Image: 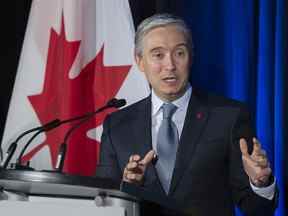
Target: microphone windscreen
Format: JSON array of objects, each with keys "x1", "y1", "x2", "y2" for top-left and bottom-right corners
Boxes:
[{"x1": 107, "y1": 98, "x2": 126, "y2": 108}]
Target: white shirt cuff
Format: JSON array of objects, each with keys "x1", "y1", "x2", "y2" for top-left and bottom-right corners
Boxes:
[{"x1": 250, "y1": 179, "x2": 276, "y2": 200}]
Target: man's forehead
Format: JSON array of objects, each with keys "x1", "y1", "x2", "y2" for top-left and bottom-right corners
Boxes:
[
  {"x1": 144, "y1": 25, "x2": 185, "y2": 38},
  {"x1": 144, "y1": 27, "x2": 187, "y2": 45}
]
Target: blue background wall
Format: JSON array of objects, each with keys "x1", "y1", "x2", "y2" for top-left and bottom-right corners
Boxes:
[
  {"x1": 130, "y1": 0, "x2": 287, "y2": 215},
  {"x1": 178, "y1": 1, "x2": 287, "y2": 215}
]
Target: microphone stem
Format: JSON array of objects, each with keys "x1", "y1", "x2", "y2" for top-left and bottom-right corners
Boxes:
[
  {"x1": 16, "y1": 129, "x2": 44, "y2": 165},
  {"x1": 60, "y1": 106, "x2": 108, "y2": 125},
  {"x1": 0, "y1": 146, "x2": 3, "y2": 162},
  {"x1": 15, "y1": 127, "x2": 43, "y2": 144},
  {"x1": 63, "y1": 113, "x2": 98, "y2": 144},
  {"x1": 56, "y1": 105, "x2": 112, "y2": 172}
]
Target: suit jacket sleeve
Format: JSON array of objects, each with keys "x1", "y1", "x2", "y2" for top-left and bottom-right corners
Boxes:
[{"x1": 229, "y1": 106, "x2": 278, "y2": 215}]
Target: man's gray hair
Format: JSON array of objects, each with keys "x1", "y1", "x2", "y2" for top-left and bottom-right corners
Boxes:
[{"x1": 135, "y1": 13, "x2": 194, "y2": 57}]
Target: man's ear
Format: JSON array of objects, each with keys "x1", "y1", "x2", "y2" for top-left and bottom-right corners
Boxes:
[{"x1": 134, "y1": 52, "x2": 144, "y2": 72}]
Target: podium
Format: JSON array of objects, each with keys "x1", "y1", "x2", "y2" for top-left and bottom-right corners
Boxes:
[{"x1": 0, "y1": 169, "x2": 140, "y2": 216}]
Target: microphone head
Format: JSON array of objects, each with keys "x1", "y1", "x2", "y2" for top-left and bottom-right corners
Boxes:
[
  {"x1": 107, "y1": 98, "x2": 126, "y2": 108},
  {"x1": 42, "y1": 119, "x2": 61, "y2": 131}
]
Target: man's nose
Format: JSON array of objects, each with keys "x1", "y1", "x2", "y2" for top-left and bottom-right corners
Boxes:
[{"x1": 164, "y1": 54, "x2": 176, "y2": 70}]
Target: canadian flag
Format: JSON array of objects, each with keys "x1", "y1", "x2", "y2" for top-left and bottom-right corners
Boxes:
[{"x1": 1, "y1": 0, "x2": 149, "y2": 176}]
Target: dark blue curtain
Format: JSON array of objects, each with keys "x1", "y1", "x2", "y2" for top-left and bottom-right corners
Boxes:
[
  {"x1": 176, "y1": 0, "x2": 287, "y2": 215},
  {"x1": 129, "y1": 0, "x2": 287, "y2": 214},
  {"x1": 130, "y1": 0, "x2": 287, "y2": 214}
]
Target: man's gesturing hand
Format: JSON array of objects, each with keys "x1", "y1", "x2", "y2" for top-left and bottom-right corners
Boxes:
[
  {"x1": 123, "y1": 150, "x2": 155, "y2": 185},
  {"x1": 240, "y1": 138, "x2": 272, "y2": 187}
]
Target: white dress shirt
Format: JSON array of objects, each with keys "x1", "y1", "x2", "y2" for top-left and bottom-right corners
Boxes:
[
  {"x1": 150, "y1": 84, "x2": 275, "y2": 200},
  {"x1": 151, "y1": 85, "x2": 192, "y2": 152}
]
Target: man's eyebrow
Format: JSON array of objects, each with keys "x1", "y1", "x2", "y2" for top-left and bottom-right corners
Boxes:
[
  {"x1": 150, "y1": 47, "x2": 165, "y2": 53},
  {"x1": 149, "y1": 43, "x2": 189, "y2": 53},
  {"x1": 175, "y1": 43, "x2": 189, "y2": 48}
]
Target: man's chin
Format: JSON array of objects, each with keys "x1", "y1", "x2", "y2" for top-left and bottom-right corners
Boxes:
[{"x1": 161, "y1": 91, "x2": 185, "y2": 101}]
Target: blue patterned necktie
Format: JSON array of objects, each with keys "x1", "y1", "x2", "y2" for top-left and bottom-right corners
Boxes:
[{"x1": 156, "y1": 103, "x2": 179, "y2": 194}]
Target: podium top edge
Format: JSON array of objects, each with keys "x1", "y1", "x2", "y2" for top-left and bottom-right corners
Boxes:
[{"x1": 0, "y1": 169, "x2": 119, "y2": 189}]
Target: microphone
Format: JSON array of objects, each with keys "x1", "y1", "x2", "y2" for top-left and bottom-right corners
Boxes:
[
  {"x1": 0, "y1": 147, "x2": 2, "y2": 162},
  {"x1": 0, "y1": 119, "x2": 61, "y2": 169},
  {"x1": 106, "y1": 98, "x2": 126, "y2": 108},
  {"x1": 14, "y1": 98, "x2": 126, "y2": 170},
  {"x1": 55, "y1": 98, "x2": 126, "y2": 172}
]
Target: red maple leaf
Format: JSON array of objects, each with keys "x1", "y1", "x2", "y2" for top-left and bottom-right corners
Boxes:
[{"x1": 23, "y1": 16, "x2": 131, "y2": 176}]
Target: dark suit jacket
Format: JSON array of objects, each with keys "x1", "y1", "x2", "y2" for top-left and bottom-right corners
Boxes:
[{"x1": 96, "y1": 90, "x2": 277, "y2": 216}]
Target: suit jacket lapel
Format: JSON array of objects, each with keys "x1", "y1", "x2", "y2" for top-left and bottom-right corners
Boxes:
[
  {"x1": 129, "y1": 96, "x2": 158, "y2": 184},
  {"x1": 169, "y1": 92, "x2": 209, "y2": 194}
]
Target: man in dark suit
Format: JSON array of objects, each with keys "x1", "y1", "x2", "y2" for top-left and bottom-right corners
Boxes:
[{"x1": 96, "y1": 14, "x2": 277, "y2": 215}]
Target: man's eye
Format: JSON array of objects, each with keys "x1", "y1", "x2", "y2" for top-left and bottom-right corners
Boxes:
[
  {"x1": 152, "y1": 52, "x2": 164, "y2": 59},
  {"x1": 175, "y1": 50, "x2": 186, "y2": 57}
]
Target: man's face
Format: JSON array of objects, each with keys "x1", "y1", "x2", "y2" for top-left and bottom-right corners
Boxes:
[{"x1": 135, "y1": 24, "x2": 191, "y2": 102}]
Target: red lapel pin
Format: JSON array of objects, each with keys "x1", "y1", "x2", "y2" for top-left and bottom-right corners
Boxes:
[{"x1": 196, "y1": 112, "x2": 203, "y2": 119}]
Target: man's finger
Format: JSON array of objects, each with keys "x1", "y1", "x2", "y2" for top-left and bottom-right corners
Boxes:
[
  {"x1": 255, "y1": 157, "x2": 269, "y2": 168},
  {"x1": 123, "y1": 169, "x2": 144, "y2": 183},
  {"x1": 240, "y1": 138, "x2": 249, "y2": 156},
  {"x1": 126, "y1": 161, "x2": 139, "y2": 170},
  {"x1": 139, "y1": 150, "x2": 155, "y2": 166},
  {"x1": 129, "y1": 154, "x2": 141, "y2": 163},
  {"x1": 126, "y1": 173, "x2": 143, "y2": 182},
  {"x1": 125, "y1": 166, "x2": 143, "y2": 175},
  {"x1": 242, "y1": 154, "x2": 258, "y2": 168},
  {"x1": 252, "y1": 137, "x2": 262, "y2": 156}
]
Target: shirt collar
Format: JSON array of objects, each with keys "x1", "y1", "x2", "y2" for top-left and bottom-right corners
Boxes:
[{"x1": 151, "y1": 84, "x2": 192, "y2": 116}]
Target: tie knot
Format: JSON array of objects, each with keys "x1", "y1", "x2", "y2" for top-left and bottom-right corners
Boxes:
[{"x1": 162, "y1": 103, "x2": 177, "y2": 119}]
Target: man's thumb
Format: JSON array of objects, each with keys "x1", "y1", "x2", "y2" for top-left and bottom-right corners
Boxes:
[{"x1": 240, "y1": 138, "x2": 249, "y2": 156}]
